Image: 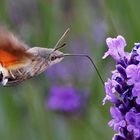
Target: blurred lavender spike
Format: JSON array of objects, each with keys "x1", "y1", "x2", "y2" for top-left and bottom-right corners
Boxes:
[{"x1": 46, "y1": 85, "x2": 88, "y2": 113}]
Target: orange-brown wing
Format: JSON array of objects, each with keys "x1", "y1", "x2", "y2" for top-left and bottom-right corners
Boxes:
[{"x1": 0, "y1": 27, "x2": 33, "y2": 70}]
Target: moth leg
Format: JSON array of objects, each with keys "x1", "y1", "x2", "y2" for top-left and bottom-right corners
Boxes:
[
  {"x1": 17, "y1": 69, "x2": 22, "y2": 75},
  {"x1": 2, "y1": 78, "x2": 8, "y2": 86},
  {"x1": 0, "y1": 64, "x2": 9, "y2": 86},
  {"x1": 9, "y1": 70, "x2": 15, "y2": 79}
]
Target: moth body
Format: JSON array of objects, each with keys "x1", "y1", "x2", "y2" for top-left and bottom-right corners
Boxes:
[{"x1": 2, "y1": 47, "x2": 63, "y2": 86}]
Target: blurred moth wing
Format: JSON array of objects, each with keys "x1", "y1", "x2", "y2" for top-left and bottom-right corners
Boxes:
[
  {"x1": 0, "y1": 27, "x2": 36, "y2": 86},
  {"x1": 0, "y1": 27, "x2": 33, "y2": 70}
]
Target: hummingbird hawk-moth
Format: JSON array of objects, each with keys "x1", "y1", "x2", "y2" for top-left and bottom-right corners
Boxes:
[
  {"x1": 0, "y1": 27, "x2": 69, "y2": 86},
  {"x1": 0, "y1": 27, "x2": 103, "y2": 86}
]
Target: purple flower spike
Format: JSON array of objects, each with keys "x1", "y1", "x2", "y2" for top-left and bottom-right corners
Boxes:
[
  {"x1": 103, "y1": 36, "x2": 140, "y2": 139},
  {"x1": 46, "y1": 86, "x2": 84, "y2": 113},
  {"x1": 103, "y1": 35, "x2": 126, "y2": 61}
]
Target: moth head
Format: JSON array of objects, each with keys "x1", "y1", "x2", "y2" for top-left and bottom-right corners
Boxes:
[
  {"x1": 48, "y1": 48, "x2": 64, "y2": 66},
  {"x1": 46, "y1": 29, "x2": 69, "y2": 66}
]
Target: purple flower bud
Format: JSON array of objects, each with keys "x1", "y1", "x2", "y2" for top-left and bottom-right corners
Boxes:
[
  {"x1": 103, "y1": 79, "x2": 118, "y2": 105},
  {"x1": 102, "y1": 35, "x2": 126, "y2": 61},
  {"x1": 125, "y1": 111, "x2": 136, "y2": 126},
  {"x1": 126, "y1": 64, "x2": 140, "y2": 85},
  {"x1": 116, "y1": 65, "x2": 127, "y2": 79},
  {"x1": 136, "y1": 113, "x2": 140, "y2": 128},
  {"x1": 136, "y1": 48, "x2": 140, "y2": 61},
  {"x1": 132, "y1": 83, "x2": 140, "y2": 98},
  {"x1": 108, "y1": 107, "x2": 126, "y2": 131}
]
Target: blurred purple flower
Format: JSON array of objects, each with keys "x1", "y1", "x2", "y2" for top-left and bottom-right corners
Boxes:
[
  {"x1": 46, "y1": 86, "x2": 87, "y2": 113},
  {"x1": 103, "y1": 36, "x2": 140, "y2": 139}
]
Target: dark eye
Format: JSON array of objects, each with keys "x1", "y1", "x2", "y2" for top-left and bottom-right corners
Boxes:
[{"x1": 50, "y1": 56, "x2": 57, "y2": 61}]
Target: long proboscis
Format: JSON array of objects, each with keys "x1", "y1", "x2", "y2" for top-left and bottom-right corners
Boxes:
[{"x1": 57, "y1": 53, "x2": 104, "y2": 86}]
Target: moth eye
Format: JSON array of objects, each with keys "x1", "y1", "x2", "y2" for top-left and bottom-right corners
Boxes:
[{"x1": 50, "y1": 56, "x2": 57, "y2": 61}]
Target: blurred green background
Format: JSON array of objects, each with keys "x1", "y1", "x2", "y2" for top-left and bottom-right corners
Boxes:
[{"x1": 0, "y1": 0, "x2": 140, "y2": 140}]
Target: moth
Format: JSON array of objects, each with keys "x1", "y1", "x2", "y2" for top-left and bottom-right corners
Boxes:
[{"x1": 0, "y1": 27, "x2": 103, "y2": 86}]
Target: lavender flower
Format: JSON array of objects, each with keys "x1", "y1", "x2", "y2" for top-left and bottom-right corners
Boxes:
[
  {"x1": 46, "y1": 86, "x2": 87, "y2": 113},
  {"x1": 103, "y1": 35, "x2": 126, "y2": 61},
  {"x1": 103, "y1": 35, "x2": 140, "y2": 139}
]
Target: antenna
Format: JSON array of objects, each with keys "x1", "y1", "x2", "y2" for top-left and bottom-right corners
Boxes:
[
  {"x1": 53, "y1": 28, "x2": 69, "y2": 51},
  {"x1": 46, "y1": 29, "x2": 69, "y2": 60},
  {"x1": 48, "y1": 28, "x2": 69, "y2": 56},
  {"x1": 56, "y1": 53, "x2": 104, "y2": 86},
  {"x1": 54, "y1": 43, "x2": 66, "y2": 51}
]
